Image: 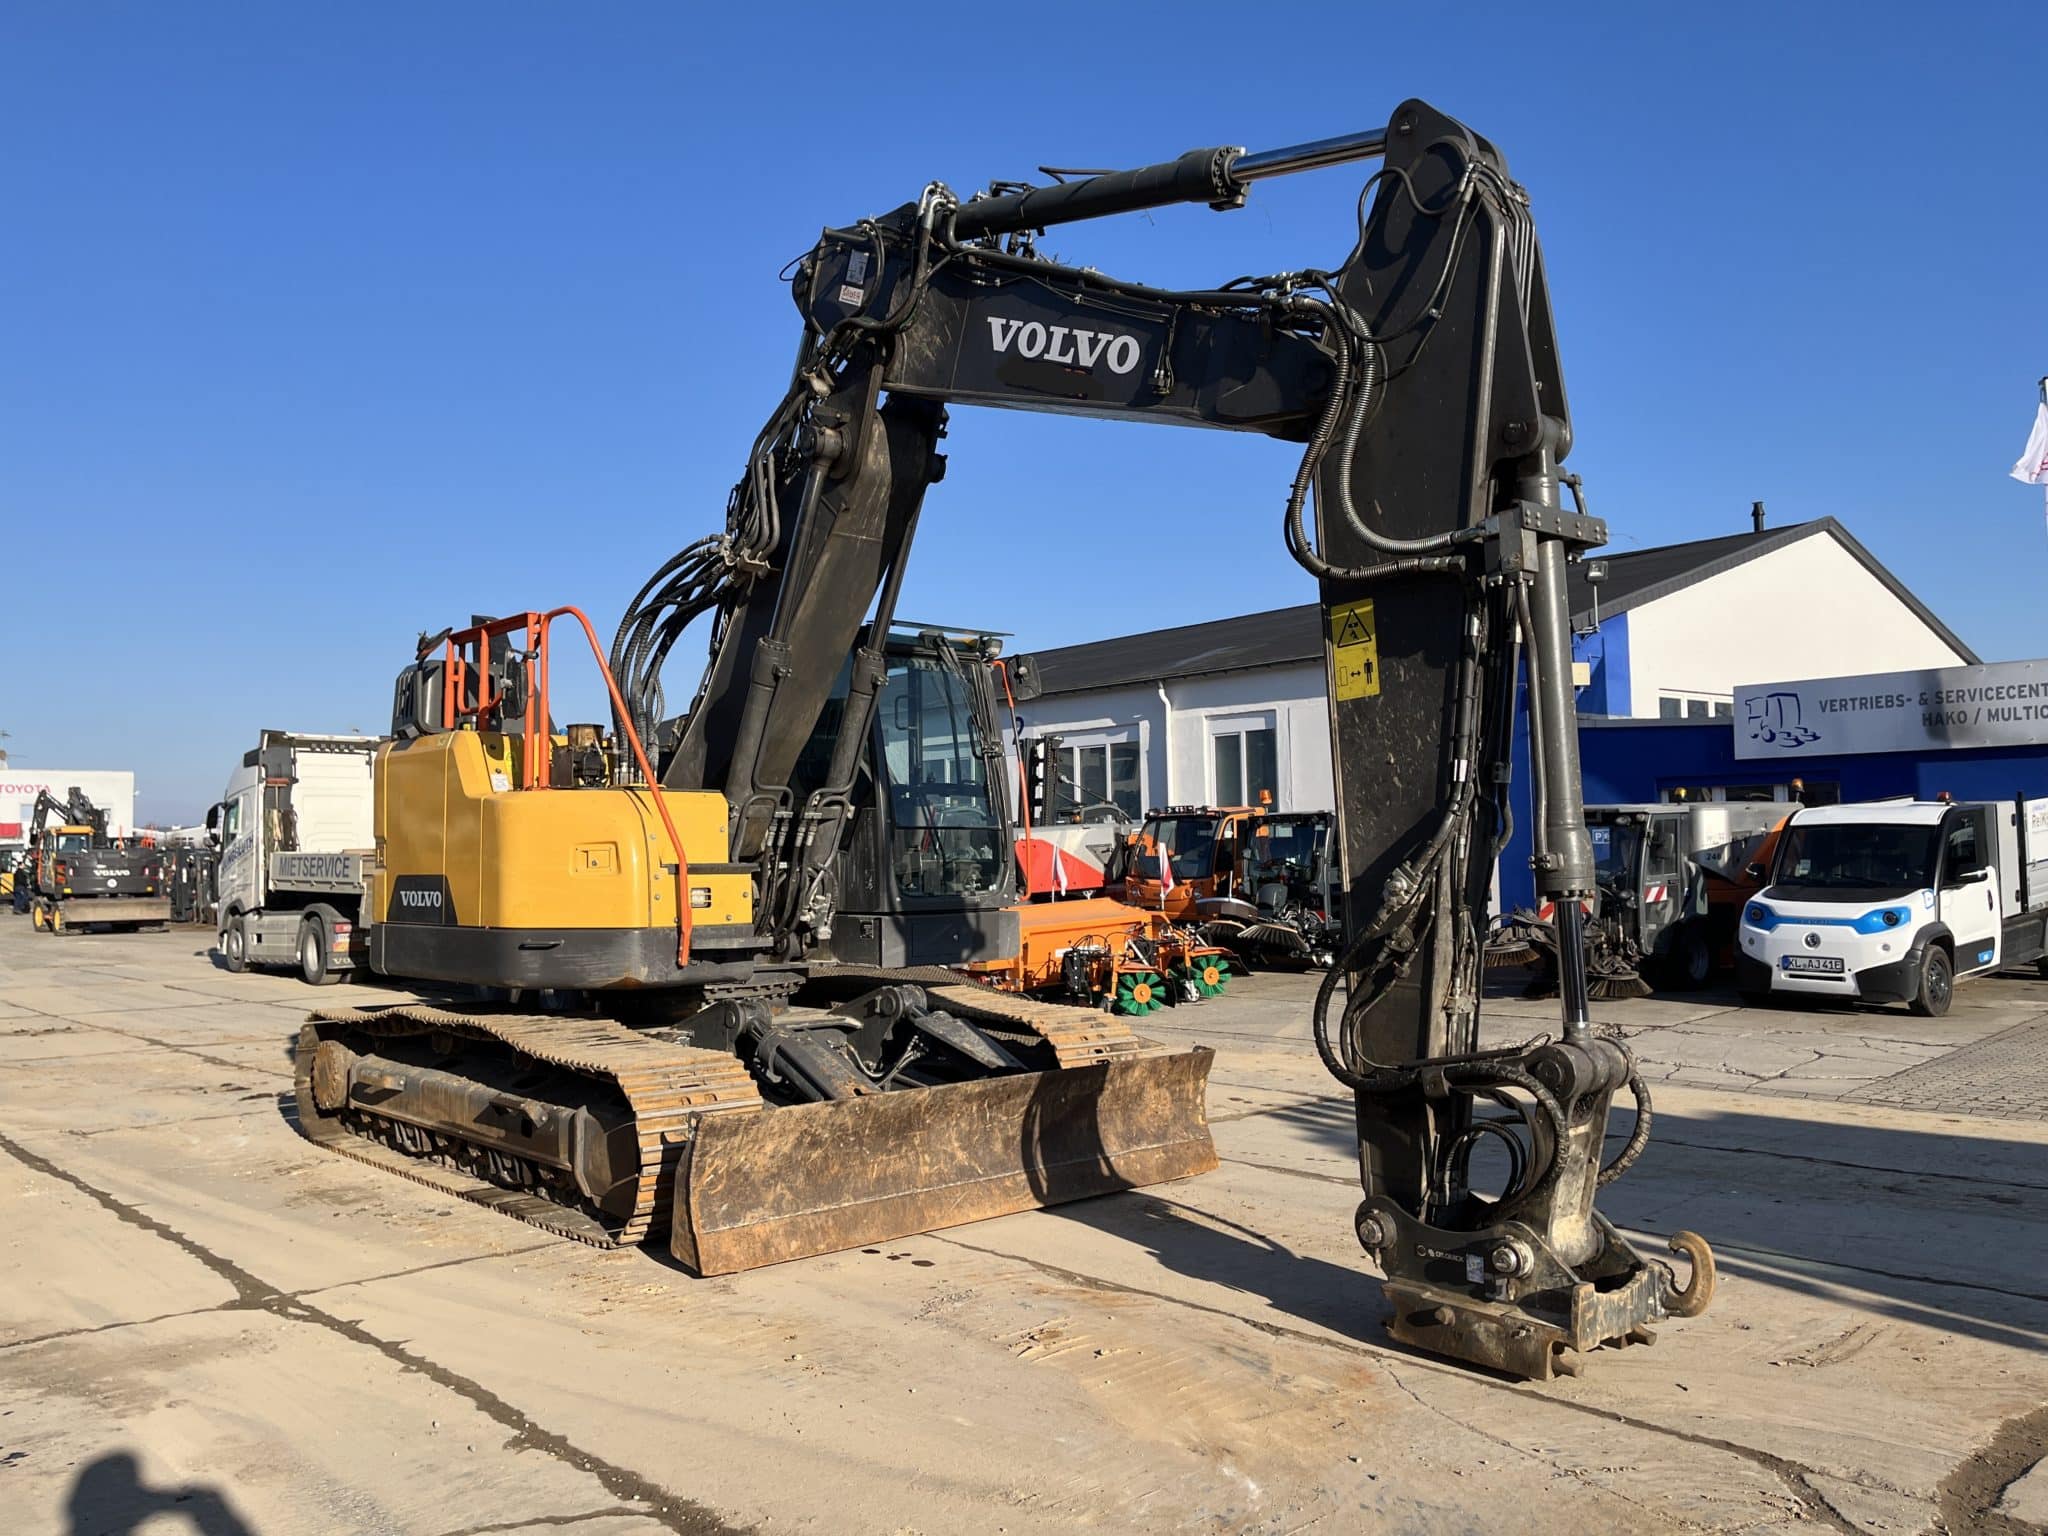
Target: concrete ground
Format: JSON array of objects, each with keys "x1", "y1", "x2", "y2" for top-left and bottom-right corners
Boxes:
[{"x1": 2, "y1": 920, "x2": 2045, "y2": 1536}]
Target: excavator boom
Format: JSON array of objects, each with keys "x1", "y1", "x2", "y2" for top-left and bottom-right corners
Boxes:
[
  {"x1": 644, "y1": 98, "x2": 1710, "y2": 1375},
  {"x1": 299, "y1": 102, "x2": 1711, "y2": 1375}
]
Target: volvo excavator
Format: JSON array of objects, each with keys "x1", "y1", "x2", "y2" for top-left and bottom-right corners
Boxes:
[{"x1": 294, "y1": 98, "x2": 1712, "y2": 1379}]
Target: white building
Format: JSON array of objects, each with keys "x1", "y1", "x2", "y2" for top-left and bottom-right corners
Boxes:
[
  {"x1": 0, "y1": 769, "x2": 139, "y2": 848},
  {"x1": 1016, "y1": 515, "x2": 1975, "y2": 815}
]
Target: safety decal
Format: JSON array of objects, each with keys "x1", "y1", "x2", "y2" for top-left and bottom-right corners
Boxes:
[{"x1": 1330, "y1": 599, "x2": 1381, "y2": 701}]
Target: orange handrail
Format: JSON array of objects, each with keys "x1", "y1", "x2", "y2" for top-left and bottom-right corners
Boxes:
[{"x1": 431, "y1": 607, "x2": 695, "y2": 967}]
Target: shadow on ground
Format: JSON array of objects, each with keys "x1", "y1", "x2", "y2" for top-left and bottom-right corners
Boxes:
[
  {"x1": 1219, "y1": 1087, "x2": 2048, "y2": 1353},
  {"x1": 65, "y1": 1450, "x2": 256, "y2": 1535}
]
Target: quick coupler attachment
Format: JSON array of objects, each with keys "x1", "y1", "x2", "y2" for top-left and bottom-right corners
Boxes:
[
  {"x1": 1353, "y1": 1033, "x2": 1714, "y2": 1380},
  {"x1": 1357, "y1": 1200, "x2": 1714, "y2": 1379}
]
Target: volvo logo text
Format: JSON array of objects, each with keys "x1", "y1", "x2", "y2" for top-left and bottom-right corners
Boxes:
[
  {"x1": 398, "y1": 889, "x2": 443, "y2": 910},
  {"x1": 986, "y1": 317, "x2": 1141, "y2": 375}
]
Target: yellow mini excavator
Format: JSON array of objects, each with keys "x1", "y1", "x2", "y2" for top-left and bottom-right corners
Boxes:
[
  {"x1": 298, "y1": 612, "x2": 1213, "y2": 1273},
  {"x1": 296, "y1": 99, "x2": 1712, "y2": 1378}
]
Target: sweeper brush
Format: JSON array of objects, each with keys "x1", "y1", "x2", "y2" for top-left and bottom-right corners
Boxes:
[{"x1": 1503, "y1": 914, "x2": 1654, "y2": 1001}]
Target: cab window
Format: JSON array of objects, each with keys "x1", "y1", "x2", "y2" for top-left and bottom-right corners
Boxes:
[
  {"x1": 1943, "y1": 818, "x2": 1980, "y2": 884},
  {"x1": 223, "y1": 800, "x2": 243, "y2": 841},
  {"x1": 1644, "y1": 824, "x2": 1682, "y2": 882}
]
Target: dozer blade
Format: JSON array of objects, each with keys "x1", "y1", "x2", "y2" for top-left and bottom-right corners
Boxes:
[{"x1": 673, "y1": 1046, "x2": 1216, "y2": 1275}]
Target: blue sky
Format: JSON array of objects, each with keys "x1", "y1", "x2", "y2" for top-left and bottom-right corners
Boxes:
[{"x1": 5, "y1": 3, "x2": 2043, "y2": 822}]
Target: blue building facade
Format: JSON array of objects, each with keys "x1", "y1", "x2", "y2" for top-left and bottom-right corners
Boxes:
[
  {"x1": 1571, "y1": 611, "x2": 1631, "y2": 718},
  {"x1": 1496, "y1": 711, "x2": 2048, "y2": 913}
]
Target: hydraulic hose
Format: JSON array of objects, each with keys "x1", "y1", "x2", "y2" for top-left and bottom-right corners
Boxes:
[{"x1": 1598, "y1": 1073, "x2": 1653, "y2": 1187}]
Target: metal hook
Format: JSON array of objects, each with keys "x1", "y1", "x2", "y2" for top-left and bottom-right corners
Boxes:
[{"x1": 1665, "y1": 1230, "x2": 1717, "y2": 1318}]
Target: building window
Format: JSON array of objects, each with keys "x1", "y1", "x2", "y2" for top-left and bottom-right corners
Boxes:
[
  {"x1": 1211, "y1": 724, "x2": 1277, "y2": 807},
  {"x1": 1108, "y1": 742, "x2": 1140, "y2": 818},
  {"x1": 1058, "y1": 738, "x2": 1142, "y2": 820},
  {"x1": 1074, "y1": 745, "x2": 1108, "y2": 808},
  {"x1": 1720, "y1": 783, "x2": 1779, "y2": 803},
  {"x1": 1660, "y1": 691, "x2": 1734, "y2": 721},
  {"x1": 1659, "y1": 781, "x2": 1840, "y2": 806}
]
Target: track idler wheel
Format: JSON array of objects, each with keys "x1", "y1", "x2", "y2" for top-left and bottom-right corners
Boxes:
[{"x1": 311, "y1": 1040, "x2": 355, "y2": 1113}]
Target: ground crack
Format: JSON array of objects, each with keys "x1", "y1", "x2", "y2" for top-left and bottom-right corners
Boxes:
[
  {"x1": 1378, "y1": 1361, "x2": 1719, "y2": 1530},
  {"x1": 934, "y1": 1232, "x2": 1868, "y2": 1533},
  {"x1": 0, "y1": 1128, "x2": 747, "y2": 1536},
  {"x1": 1931, "y1": 1401, "x2": 2048, "y2": 1535},
  {"x1": 428, "y1": 1503, "x2": 647, "y2": 1534}
]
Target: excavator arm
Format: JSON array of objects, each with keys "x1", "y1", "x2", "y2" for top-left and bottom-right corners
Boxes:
[
  {"x1": 630, "y1": 99, "x2": 1708, "y2": 1376},
  {"x1": 28, "y1": 788, "x2": 107, "y2": 845}
]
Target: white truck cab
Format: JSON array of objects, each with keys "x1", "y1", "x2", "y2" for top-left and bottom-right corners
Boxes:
[
  {"x1": 212, "y1": 731, "x2": 378, "y2": 984},
  {"x1": 1736, "y1": 798, "x2": 2048, "y2": 1016}
]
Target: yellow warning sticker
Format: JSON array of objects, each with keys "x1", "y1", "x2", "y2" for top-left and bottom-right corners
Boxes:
[{"x1": 1330, "y1": 598, "x2": 1381, "y2": 701}]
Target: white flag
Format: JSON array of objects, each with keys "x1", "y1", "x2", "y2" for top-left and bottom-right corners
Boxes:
[
  {"x1": 1158, "y1": 843, "x2": 1176, "y2": 895},
  {"x1": 1050, "y1": 839, "x2": 1067, "y2": 894},
  {"x1": 2012, "y1": 402, "x2": 2048, "y2": 486}
]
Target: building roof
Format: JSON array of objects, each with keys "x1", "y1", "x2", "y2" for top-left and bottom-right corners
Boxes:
[
  {"x1": 1027, "y1": 517, "x2": 1978, "y2": 698},
  {"x1": 1567, "y1": 517, "x2": 1977, "y2": 663},
  {"x1": 1030, "y1": 603, "x2": 1323, "y2": 697}
]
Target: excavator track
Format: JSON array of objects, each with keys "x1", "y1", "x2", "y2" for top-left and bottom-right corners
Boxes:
[
  {"x1": 810, "y1": 964, "x2": 1147, "y2": 1068},
  {"x1": 294, "y1": 1005, "x2": 762, "y2": 1248},
  {"x1": 296, "y1": 976, "x2": 1216, "y2": 1275}
]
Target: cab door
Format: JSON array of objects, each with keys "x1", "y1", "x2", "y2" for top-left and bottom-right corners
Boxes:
[
  {"x1": 1938, "y1": 807, "x2": 2001, "y2": 974},
  {"x1": 1638, "y1": 814, "x2": 1687, "y2": 949},
  {"x1": 215, "y1": 784, "x2": 262, "y2": 919}
]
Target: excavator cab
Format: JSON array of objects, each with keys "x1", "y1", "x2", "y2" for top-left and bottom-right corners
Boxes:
[{"x1": 807, "y1": 629, "x2": 1021, "y2": 966}]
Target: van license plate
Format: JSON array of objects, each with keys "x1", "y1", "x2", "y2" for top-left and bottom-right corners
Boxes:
[{"x1": 1781, "y1": 955, "x2": 1845, "y2": 974}]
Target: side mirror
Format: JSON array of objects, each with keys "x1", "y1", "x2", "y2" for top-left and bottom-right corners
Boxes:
[{"x1": 1007, "y1": 655, "x2": 1044, "y2": 703}]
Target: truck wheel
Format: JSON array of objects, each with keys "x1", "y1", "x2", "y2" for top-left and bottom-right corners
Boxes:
[
  {"x1": 222, "y1": 915, "x2": 249, "y2": 973},
  {"x1": 299, "y1": 917, "x2": 340, "y2": 986},
  {"x1": 30, "y1": 902, "x2": 47, "y2": 932},
  {"x1": 49, "y1": 906, "x2": 67, "y2": 935},
  {"x1": 1909, "y1": 946, "x2": 1953, "y2": 1018},
  {"x1": 1664, "y1": 927, "x2": 1712, "y2": 991}
]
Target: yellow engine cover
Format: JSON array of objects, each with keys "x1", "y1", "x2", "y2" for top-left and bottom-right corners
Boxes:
[{"x1": 370, "y1": 733, "x2": 750, "y2": 931}]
